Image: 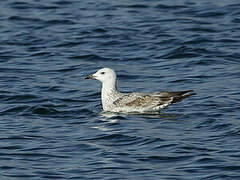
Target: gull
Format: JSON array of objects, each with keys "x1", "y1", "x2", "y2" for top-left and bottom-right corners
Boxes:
[{"x1": 85, "y1": 68, "x2": 195, "y2": 113}]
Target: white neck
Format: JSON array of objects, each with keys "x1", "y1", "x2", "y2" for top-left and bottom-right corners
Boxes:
[
  {"x1": 101, "y1": 80, "x2": 119, "y2": 110},
  {"x1": 101, "y1": 80, "x2": 118, "y2": 97}
]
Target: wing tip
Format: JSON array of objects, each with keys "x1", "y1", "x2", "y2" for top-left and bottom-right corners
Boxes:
[
  {"x1": 184, "y1": 90, "x2": 196, "y2": 96},
  {"x1": 172, "y1": 90, "x2": 196, "y2": 103}
]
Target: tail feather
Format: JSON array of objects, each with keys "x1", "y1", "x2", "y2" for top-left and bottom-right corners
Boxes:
[
  {"x1": 154, "y1": 90, "x2": 195, "y2": 104},
  {"x1": 171, "y1": 90, "x2": 195, "y2": 103}
]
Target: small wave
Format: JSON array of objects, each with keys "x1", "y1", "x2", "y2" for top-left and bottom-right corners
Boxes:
[
  {"x1": 139, "y1": 155, "x2": 194, "y2": 163},
  {"x1": 0, "y1": 152, "x2": 69, "y2": 159},
  {"x1": 92, "y1": 28, "x2": 107, "y2": 33},
  {"x1": 155, "y1": 4, "x2": 187, "y2": 9},
  {"x1": 160, "y1": 46, "x2": 201, "y2": 59},
  {"x1": 127, "y1": 4, "x2": 149, "y2": 9},
  {"x1": 182, "y1": 27, "x2": 218, "y2": 33},
  {"x1": 86, "y1": 133, "x2": 138, "y2": 141},
  {"x1": 30, "y1": 51, "x2": 53, "y2": 57},
  {"x1": 0, "y1": 105, "x2": 30, "y2": 115},
  {"x1": 8, "y1": 1, "x2": 58, "y2": 10},
  {"x1": 183, "y1": 38, "x2": 214, "y2": 45},
  {"x1": 3, "y1": 94, "x2": 40, "y2": 103},
  {"x1": 195, "y1": 157, "x2": 225, "y2": 164},
  {"x1": 8, "y1": 16, "x2": 43, "y2": 23},
  {"x1": 31, "y1": 106, "x2": 59, "y2": 115},
  {"x1": 1, "y1": 104, "x2": 64, "y2": 116},
  {"x1": 83, "y1": 133, "x2": 145, "y2": 146},
  {"x1": 45, "y1": 19, "x2": 76, "y2": 26},
  {"x1": 69, "y1": 54, "x2": 113, "y2": 62},
  {"x1": 195, "y1": 11, "x2": 226, "y2": 18}
]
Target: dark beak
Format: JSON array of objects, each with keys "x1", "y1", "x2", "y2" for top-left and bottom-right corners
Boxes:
[{"x1": 85, "y1": 74, "x2": 95, "y2": 79}]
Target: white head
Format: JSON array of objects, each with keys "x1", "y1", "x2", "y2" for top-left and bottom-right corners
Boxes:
[{"x1": 85, "y1": 68, "x2": 117, "y2": 85}]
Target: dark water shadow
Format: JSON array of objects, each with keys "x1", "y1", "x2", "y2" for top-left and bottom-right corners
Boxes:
[{"x1": 100, "y1": 110, "x2": 186, "y2": 121}]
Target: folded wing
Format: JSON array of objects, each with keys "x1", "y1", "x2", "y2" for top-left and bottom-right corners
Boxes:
[{"x1": 113, "y1": 90, "x2": 194, "y2": 110}]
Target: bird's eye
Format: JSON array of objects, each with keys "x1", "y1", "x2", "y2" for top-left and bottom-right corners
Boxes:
[{"x1": 101, "y1": 72, "x2": 105, "y2": 75}]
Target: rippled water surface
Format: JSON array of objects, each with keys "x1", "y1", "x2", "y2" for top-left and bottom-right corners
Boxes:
[{"x1": 1, "y1": 0, "x2": 240, "y2": 179}]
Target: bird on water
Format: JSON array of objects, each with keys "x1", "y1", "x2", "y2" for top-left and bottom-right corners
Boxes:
[{"x1": 85, "y1": 68, "x2": 195, "y2": 113}]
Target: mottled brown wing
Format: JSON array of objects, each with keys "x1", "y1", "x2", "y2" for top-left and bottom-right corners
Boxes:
[{"x1": 113, "y1": 93, "x2": 172, "y2": 108}]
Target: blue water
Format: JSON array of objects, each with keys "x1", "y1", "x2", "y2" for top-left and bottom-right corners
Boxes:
[{"x1": 0, "y1": 0, "x2": 240, "y2": 179}]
